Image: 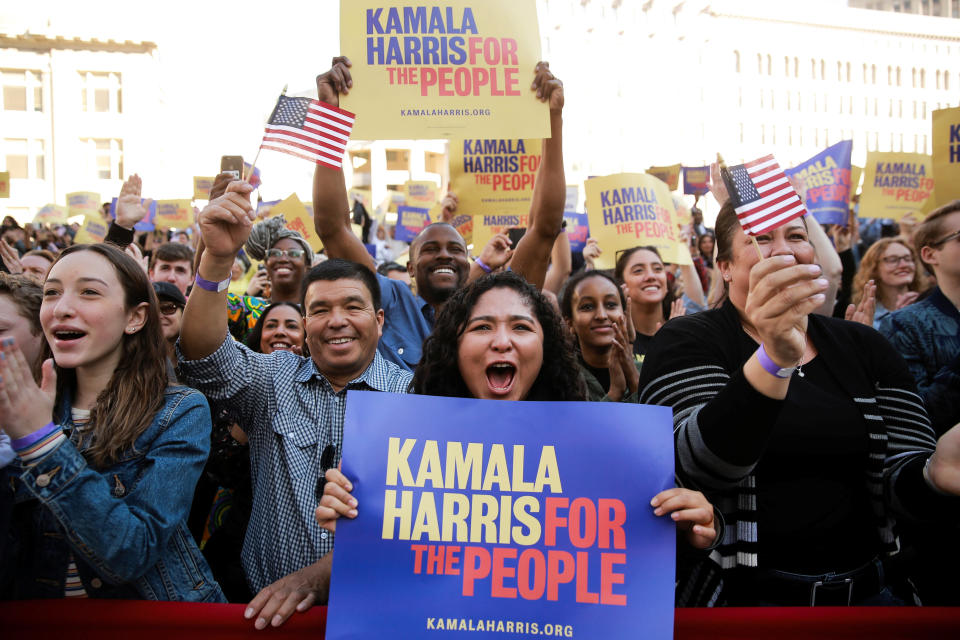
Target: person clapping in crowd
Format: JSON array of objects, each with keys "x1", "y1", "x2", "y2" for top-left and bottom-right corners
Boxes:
[
  {"x1": 852, "y1": 238, "x2": 927, "y2": 329},
  {"x1": 638, "y1": 202, "x2": 960, "y2": 606},
  {"x1": 560, "y1": 270, "x2": 640, "y2": 402},
  {"x1": 311, "y1": 57, "x2": 567, "y2": 370},
  {"x1": 178, "y1": 179, "x2": 411, "y2": 628},
  {"x1": 0, "y1": 243, "x2": 222, "y2": 602}
]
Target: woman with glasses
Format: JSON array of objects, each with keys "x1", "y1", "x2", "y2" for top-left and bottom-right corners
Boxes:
[
  {"x1": 225, "y1": 217, "x2": 313, "y2": 342},
  {"x1": 852, "y1": 238, "x2": 928, "y2": 329}
]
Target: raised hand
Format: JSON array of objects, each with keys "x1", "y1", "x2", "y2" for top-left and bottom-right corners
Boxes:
[
  {"x1": 582, "y1": 238, "x2": 601, "y2": 270},
  {"x1": 316, "y1": 56, "x2": 353, "y2": 106},
  {"x1": 478, "y1": 233, "x2": 513, "y2": 270},
  {"x1": 196, "y1": 181, "x2": 255, "y2": 260},
  {"x1": 744, "y1": 255, "x2": 828, "y2": 367},
  {"x1": 124, "y1": 241, "x2": 149, "y2": 275},
  {"x1": 439, "y1": 192, "x2": 458, "y2": 223},
  {"x1": 650, "y1": 488, "x2": 717, "y2": 550},
  {"x1": 0, "y1": 238, "x2": 23, "y2": 275},
  {"x1": 0, "y1": 339, "x2": 56, "y2": 440},
  {"x1": 844, "y1": 279, "x2": 876, "y2": 327},
  {"x1": 116, "y1": 174, "x2": 152, "y2": 230},
  {"x1": 531, "y1": 61, "x2": 563, "y2": 113},
  {"x1": 709, "y1": 162, "x2": 729, "y2": 205}
]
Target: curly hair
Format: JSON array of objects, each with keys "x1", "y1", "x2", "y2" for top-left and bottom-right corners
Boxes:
[
  {"x1": 413, "y1": 272, "x2": 585, "y2": 401},
  {"x1": 852, "y1": 237, "x2": 928, "y2": 304}
]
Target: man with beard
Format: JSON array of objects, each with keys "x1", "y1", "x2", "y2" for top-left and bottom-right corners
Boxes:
[{"x1": 312, "y1": 56, "x2": 567, "y2": 371}]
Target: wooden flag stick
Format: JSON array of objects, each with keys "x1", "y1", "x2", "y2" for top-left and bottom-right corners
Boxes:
[
  {"x1": 244, "y1": 84, "x2": 288, "y2": 183},
  {"x1": 717, "y1": 152, "x2": 763, "y2": 261}
]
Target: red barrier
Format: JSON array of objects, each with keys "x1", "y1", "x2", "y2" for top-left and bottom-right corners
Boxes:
[{"x1": 2, "y1": 600, "x2": 957, "y2": 639}]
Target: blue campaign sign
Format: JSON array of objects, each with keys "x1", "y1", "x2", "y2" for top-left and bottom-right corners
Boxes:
[
  {"x1": 785, "y1": 140, "x2": 853, "y2": 225},
  {"x1": 395, "y1": 205, "x2": 431, "y2": 243},
  {"x1": 563, "y1": 212, "x2": 589, "y2": 253},
  {"x1": 326, "y1": 392, "x2": 676, "y2": 640}
]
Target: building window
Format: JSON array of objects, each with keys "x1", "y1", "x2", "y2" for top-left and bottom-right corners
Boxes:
[
  {"x1": 757, "y1": 53, "x2": 763, "y2": 75},
  {"x1": 896, "y1": 66, "x2": 902, "y2": 86},
  {"x1": 739, "y1": 123, "x2": 744, "y2": 144},
  {"x1": 766, "y1": 54, "x2": 772, "y2": 76},
  {"x1": 761, "y1": 124, "x2": 766, "y2": 145},
  {"x1": 793, "y1": 57, "x2": 799, "y2": 77},
  {"x1": 847, "y1": 62, "x2": 852, "y2": 83},
  {"x1": 912, "y1": 68, "x2": 917, "y2": 88},
  {"x1": 920, "y1": 69, "x2": 926, "y2": 89},
  {"x1": 425, "y1": 151, "x2": 445, "y2": 175},
  {"x1": 944, "y1": 71, "x2": 950, "y2": 91},
  {"x1": 80, "y1": 138, "x2": 123, "y2": 180},
  {"x1": 734, "y1": 50, "x2": 741, "y2": 73},
  {"x1": 2, "y1": 70, "x2": 43, "y2": 112},
  {"x1": 812, "y1": 58, "x2": 818, "y2": 80},
  {"x1": 785, "y1": 56, "x2": 790, "y2": 76},
  {"x1": 3, "y1": 138, "x2": 44, "y2": 179},
  {"x1": 385, "y1": 148, "x2": 410, "y2": 171},
  {"x1": 837, "y1": 61, "x2": 843, "y2": 82},
  {"x1": 80, "y1": 72, "x2": 122, "y2": 113},
  {"x1": 871, "y1": 64, "x2": 877, "y2": 84},
  {"x1": 936, "y1": 70, "x2": 941, "y2": 89}
]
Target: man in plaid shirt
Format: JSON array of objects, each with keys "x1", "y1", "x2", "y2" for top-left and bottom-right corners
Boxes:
[{"x1": 178, "y1": 180, "x2": 412, "y2": 629}]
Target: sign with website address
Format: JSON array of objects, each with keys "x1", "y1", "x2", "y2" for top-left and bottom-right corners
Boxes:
[
  {"x1": 326, "y1": 392, "x2": 676, "y2": 639},
  {"x1": 340, "y1": 0, "x2": 550, "y2": 140}
]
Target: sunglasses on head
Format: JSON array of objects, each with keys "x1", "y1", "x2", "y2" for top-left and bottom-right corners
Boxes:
[
  {"x1": 158, "y1": 301, "x2": 182, "y2": 316},
  {"x1": 266, "y1": 248, "x2": 305, "y2": 259}
]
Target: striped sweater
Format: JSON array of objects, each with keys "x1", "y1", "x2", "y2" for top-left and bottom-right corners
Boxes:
[{"x1": 638, "y1": 300, "x2": 944, "y2": 606}]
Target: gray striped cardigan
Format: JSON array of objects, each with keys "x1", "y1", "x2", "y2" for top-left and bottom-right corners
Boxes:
[{"x1": 638, "y1": 300, "x2": 941, "y2": 606}]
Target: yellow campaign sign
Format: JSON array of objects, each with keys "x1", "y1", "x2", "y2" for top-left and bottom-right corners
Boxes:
[
  {"x1": 66, "y1": 191, "x2": 101, "y2": 217},
  {"x1": 72, "y1": 214, "x2": 108, "y2": 244},
  {"x1": 193, "y1": 176, "x2": 215, "y2": 200},
  {"x1": 449, "y1": 138, "x2": 541, "y2": 215},
  {"x1": 33, "y1": 204, "x2": 69, "y2": 225},
  {"x1": 471, "y1": 211, "x2": 530, "y2": 253},
  {"x1": 155, "y1": 199, "x2": 194, "y2": 229},
  {"x1": 584, "y1": 173, "x2": 691, "y2": 270},
  {"x1": 269, "y1": 193, "x2": 324, "y2": 252},
  {"x1": 859, "y1": 152, "x2": 934, "y2": 220},
  {"x1": 340, "y1": 0, "x2": 550, "y2": 140},
  {"x1": 932, "y1": 106, "x2": 960, "y2": 207},
  {"x1": 646, "y1": 164, "x2": 681, "y2": 192},
  {"x1": 0, "y1": 171, "x2": 9, "y2": 198},
  {"x1": 403, "y1": 180, "x2": 440, "y2": 207}
]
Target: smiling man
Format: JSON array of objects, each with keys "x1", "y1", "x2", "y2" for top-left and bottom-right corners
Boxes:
[
  {"x1": 312, "y1": 56, "x2": 567, "y2": 370},
  {"x1": 178, "y1": 181, "x2": 411, "y2": 629}
]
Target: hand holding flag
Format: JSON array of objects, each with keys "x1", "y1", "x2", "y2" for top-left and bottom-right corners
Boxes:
[{"x1": 259, "y1": 96, "x2": 355, "y2": 170}]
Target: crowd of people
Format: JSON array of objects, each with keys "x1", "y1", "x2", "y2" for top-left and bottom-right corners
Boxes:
[{"x1": 1, "y1": 55, "x2": 958, "y2": 625}]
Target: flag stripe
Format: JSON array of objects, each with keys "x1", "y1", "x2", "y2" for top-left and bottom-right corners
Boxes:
[
  {"x1": 308, "y1": 103, "x2": 355, "y2": 127},
  {"x1": 261, "y1": 143, "x2": 343, "y2": 170},
  {"x1": 302, "y1": 119, "x2": 351, "y2": 143},
  {"x1": 262, "y1": 134, "x2": 343, "y2": 164},
  {"x1": 735, "y1": 185, "x2": 797, "y2": 214},
  {"x1": 264, "y1": 125, "x2": 347, "y2": 154},
  {"x1": 308, "y1": 100, "x2": 356, "y2": 120},
  {"x1": 737, "y1": 195, "x2": 802, "y2": 226},
  {"x1": 744, "y1": 204, "x2": 808, "y2": 235},
  {"x1": 745, "y1": 155, "x2": 776, "y2": 170},
  {"x1": 728, "y1": 154, "x2": 807, "y2": 236}
]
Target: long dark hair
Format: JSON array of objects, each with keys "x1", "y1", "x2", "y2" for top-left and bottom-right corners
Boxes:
[
  {"x1": 613, "y1": 245, "x2": 675, "y2": 321},
  {"x1": 245, "y1": 301, "x2": 304, "y2": 353},
  {"x1": 48, "y1": 243, "x2": 169, "y2": 468},
  {"x1": 413, "y1": 272, "x2": 585, "y2": 401}
]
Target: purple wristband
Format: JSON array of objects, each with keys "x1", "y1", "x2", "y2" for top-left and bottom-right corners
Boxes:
[
  {"x1": 11, "y1": 421, "x2": 58, "y2": 452},
  {"x1": 194, "y1": 273, "x2": 231, "y2": 293},
  {"x1": 755, "y1": 343, "x2": 796, "y2": 379},
  {"x1": 475, "y1": 258, "x2": 492, "y2": 274}
]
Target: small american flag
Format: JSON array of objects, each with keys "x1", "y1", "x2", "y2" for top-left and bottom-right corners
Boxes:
[
  {"x1": 260, "y1": 96, "x2": 355, "y2": 170},
  {"x1": 725, "y1": 155, "x2": 807, "y2": 236}
]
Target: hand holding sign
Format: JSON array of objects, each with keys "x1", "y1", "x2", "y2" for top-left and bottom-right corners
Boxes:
[
  {"x1": 116, "y1": 174, "x2": 152, "y2": 230},
  {"x1": 650, "y1": 488, "x2": 716, "y2": 550},
  {"x1": 315, "y1": 466, "x2": 357, "y2": 533},
  {"x1": 197, "y1": 181, "x2": 255, "y2": 259}
]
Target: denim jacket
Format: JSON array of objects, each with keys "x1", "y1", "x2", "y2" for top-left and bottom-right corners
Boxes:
[{"x1": 0, "y1": 386, "x2": 224, "y2": 602}]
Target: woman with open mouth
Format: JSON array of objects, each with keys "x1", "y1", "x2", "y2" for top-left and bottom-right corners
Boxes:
[
  {"x1": 315, "y1": 272, "x2": 719, "y2": 567},
  {"x1": 0, "y1": 242, "x2": 223, "y2": 602}
]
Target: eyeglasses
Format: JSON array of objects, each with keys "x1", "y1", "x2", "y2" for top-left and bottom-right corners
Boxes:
[
  {"x1": 158, "y1": 301, "x2": 182, "y2": 316},
  {"x1": 880, "y1": 255, "x2": 914, "y2": 266},
  {"x1": 930, "y1": 229, "x2": 960, "y2": 249},
  {"x1": 266, "y1": 248, "x2": 305, "y2": 260}
]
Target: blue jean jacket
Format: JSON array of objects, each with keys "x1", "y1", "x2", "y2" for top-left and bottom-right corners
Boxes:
[{"x1": 0, "y1": 386, "x2": 224, "y2": 602}]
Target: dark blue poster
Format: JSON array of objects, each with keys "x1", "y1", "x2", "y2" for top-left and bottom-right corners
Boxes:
[
  {"x1": 682, "y1": 166, "x2": 710, "y2": 196},
  {"x1": 563, "y1": 212, "x2": 589, "y2": 254},
  {"x1": 396, "y1": 205, "x2": 432, "y2": 243},
  {"x1": 326, "y1": 392, "x2": 676, "y2": 640},
  {"x1": 785, "y1": 140, "x2": 853, "y2": 225}
]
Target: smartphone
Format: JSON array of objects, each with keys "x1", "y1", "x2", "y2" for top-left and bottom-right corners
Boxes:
[
  {"x1": 220, "y1": 155, "x2": 244, "y2": 180},
  {"x1": 507, "y1": 227, "x2": 527, "y2": 247}
]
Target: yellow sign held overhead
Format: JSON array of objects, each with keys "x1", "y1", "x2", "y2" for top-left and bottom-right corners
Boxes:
[
  {"x1": 340, "y1": 0, "x2": 549, "y2": 140},
  {"x1": 73, "y1": 214, "x2": 108, "y2": 245},
  {"x1": 584, "y1": 173, "x2": 691, "y2": 270},
  {"x1": 193, "y1": 176, "x2": 215, "y2": 201},
  {"x1": 155, "y1": 200, "x2": 194, "y2": 229}
]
